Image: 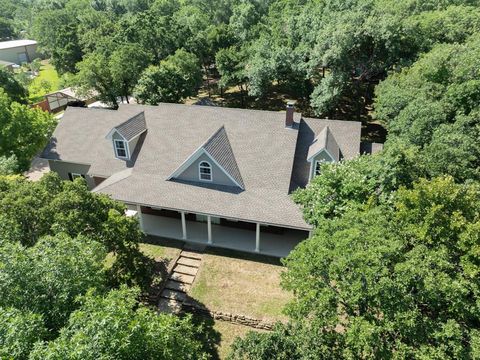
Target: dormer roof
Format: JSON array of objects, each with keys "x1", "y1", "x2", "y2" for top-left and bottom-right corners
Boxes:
[
  {"x1": 106, "y1": 111, "x2": 146, "y2": 141},
  {"x1": 307, "y1": 126, "x2": 340, "y2": 162},
  {"x1": 168, "y1": 125, "x2": 245, "y2": 190}
]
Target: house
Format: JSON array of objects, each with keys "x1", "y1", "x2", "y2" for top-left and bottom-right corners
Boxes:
[
  {"x1": 41, "y1": 103, "x2": 362, "y2": 257},
  {"x1": 0, "y1": 40, "x2": 39, "y2": 64}
]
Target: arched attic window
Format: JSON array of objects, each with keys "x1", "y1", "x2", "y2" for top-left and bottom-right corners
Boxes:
[{"x1": 199, "y1": 161, "x2": 212, "y2": 181}]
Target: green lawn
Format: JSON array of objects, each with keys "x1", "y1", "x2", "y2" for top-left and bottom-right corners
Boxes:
[
  {"x1": 189, "y1": 248, "x2": 292, "y2": 322},
  {"x1": 104, "y1": 239, "x2": 182, "y2": 269},
  {"x1": 28, "y1": 60, "x2": 61, "y2": 103}
]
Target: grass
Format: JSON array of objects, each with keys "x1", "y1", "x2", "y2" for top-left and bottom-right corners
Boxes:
[
  {"x1": 104, "y1": 237, "x2": 183, "y2": 269},
  {"x1": 189, "y1": 248, "x2": 292, "y2": 322},
  {"x1": 28, "y1": 60, "x2": 61, "y2": 103}
]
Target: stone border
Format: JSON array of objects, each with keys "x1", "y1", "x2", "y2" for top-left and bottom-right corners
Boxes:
[{"x1": 183, "y1": 300, "x2": 275, "y2": 330}]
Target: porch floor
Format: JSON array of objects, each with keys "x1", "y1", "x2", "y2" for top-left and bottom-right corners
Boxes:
[{"x1": 142, "y1": 214, "x2": 308, "y2": 258}]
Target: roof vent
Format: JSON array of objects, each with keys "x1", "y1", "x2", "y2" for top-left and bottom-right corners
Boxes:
[{"x1": 286, "y1": 101, "x2": 295, "y2": 127}]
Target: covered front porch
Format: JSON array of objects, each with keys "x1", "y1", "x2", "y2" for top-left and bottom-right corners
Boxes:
[{"x1": 129, "y1": 205, "x2": 309, "y2": 258}]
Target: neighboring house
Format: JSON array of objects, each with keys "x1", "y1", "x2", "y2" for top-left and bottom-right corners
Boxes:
[
  {"x1": 0, "y1": 40, "x2": 39, "y2": 64},
  {"x1": 41, "y1": 103, "x2": 362, "y2": 257}
]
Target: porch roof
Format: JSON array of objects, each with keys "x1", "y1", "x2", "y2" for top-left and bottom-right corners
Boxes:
[{"x1": 94, "y1": 171, "x2": 312, "y2": 230}]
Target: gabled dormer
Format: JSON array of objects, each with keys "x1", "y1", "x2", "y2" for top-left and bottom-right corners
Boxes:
[
  {"x1": 168, "y1": 126, "x2": 245, "y2": 190},
  {"x1": 106, "y1": 112, "x2": 147, "y2": 161},
  {"x1": 307, "y1": 126, "x2": 340, "y2": 180}
]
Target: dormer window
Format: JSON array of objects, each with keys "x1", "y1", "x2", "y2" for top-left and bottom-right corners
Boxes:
[
  {"x1": 199, "y1": 161, "x2": 212, "y2": 181},
  {"x1": 114, "y1": 139, "x2": 128, "y2": 159}
]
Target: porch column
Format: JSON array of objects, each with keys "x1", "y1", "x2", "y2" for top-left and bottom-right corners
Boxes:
[
  {"x1": 181, "y1": 211, "x2": 187, "y2": 240},
  {"x1": 136, "y1": 205, "x2": 144, "y2": 231},
  {"x1": 309, "y1": 230, "x2": 313, "y2": 238},
  {"x1": 207, "y1": 215, "x2": 212, "y2": 244},
  {"x1": 255, "y1": 223, "x2": 260, "y2": 252}
]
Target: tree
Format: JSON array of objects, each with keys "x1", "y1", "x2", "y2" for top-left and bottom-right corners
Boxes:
[
  {"x1": 0, "y1": 233, "x2": 107, "y2": 332},
  {"x1": 134, "y1": 49, "x2": 202, "y2": 104},
  {"x1": 0, "y1": 68, "x2": 28, "y2": 103},
  {"x1": 110, "y1": 43, "x2": 151, "y2": 103},
  {"x1": 0, "y1": 90, "x2": 56, "y2": 170},
  {"x1": 374, "y1": 33, "x2": 480, "y2": 181},
  {"x1": 33, "y1": 6, "x2": 84, "y2": 74},
  {"x1": 0, "y1": 173, "x2": 152, "y2": 288},
  {"x1": 0, "y1": 307, "x2": 47, "y2": 360},
  {"x1": 30, "y1": 286, "x2": 210, "y2": 360},
  {"x1": 293, "y1": 141, "x2": 424, "y2": 225},
  {"x1": 232, "y1": 177, "x2": 480, "y2": 359},
  {"x1": 0, "y1": 17, "x2": 15, "y2": 41},
  {"x1": 75, "y1": 50, "x2": 119, "y2": 108}
]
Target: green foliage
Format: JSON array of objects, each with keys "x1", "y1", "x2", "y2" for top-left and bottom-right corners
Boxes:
[
  {"x1": 0, "y1": 173, "x2": 151, "y2": 289},
  {"x1": 0, "y1": 68, "x2": 28, "y2": 104},
  {"x1": 0, "y1": 89, "x2": 56, "y2": 170},
  {"x1": 293, "y1": 141, "x2": 425, "y2": 225},
  {"x1": 0, "y1": 154, "x2": 19, "y2": 175},
  {"x1": 237, "y1": 177, "x2": 480, "y2": 359},
  {"x1": 30, "y1": 286, "x2": 210, "y2": 360},
  {"x1": 134, "y1": 49, "x2": 202, "y2": 104},
  {"x1": 228, "y1": 323, "x2": 300, "y2": 360},
  {"x1": 75, "y1": 50, "x2": 119, "y2": 107},
  {"x1": 374, "y1": 33, "x2": 480, "y2": 181},
  {"x1": 110, "y1": 43, "x2": 151, "y2": 101},
  {"x1": 0, "y1": 233, "x2": 106, "y2": 331},
  {"x1": 32, "y1": 5, "x2": 84, "y2": 74},
  {"x1": 0, "y1": 307, "x2": 47, "y2": 360}
]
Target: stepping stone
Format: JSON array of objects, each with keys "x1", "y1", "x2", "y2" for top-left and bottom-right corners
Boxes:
[
  {"x1": 165, "y1": 280, "x2": 191, "y2": 292},
  {"x1": 170, "y1": 272, "x2": 195, "y2": 284},
  {"x1": 180, "y1": 251, "x2": 202, "y2": 260},
  {"x1": 160, "y1": 289, "x2": 186, "y2": 302},
  {"x1": 174, "y1": 264, "x2": 198, "y2": 276},
  {"x1": 158, "y1": 298, "x2": 182, "y2": 314},
  {"x1": 177, "y1": 257, "x2": 201, "y2": 267}
]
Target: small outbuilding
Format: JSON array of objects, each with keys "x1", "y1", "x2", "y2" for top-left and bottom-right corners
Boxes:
[
  {"x1": 44, "y1": 87, "x2": 95, "y2": 113},
  {"x1": 0, "y1": 40, "x2": 39, "y2": 64},
  {"x1": 0, "y1": 60, "x2": 15, "y2": 72}
]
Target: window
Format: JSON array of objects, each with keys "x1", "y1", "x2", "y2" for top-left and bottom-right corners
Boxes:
[
  {"x1": 68, "y1": 172, "x2": 85, "y2": 181},
  {"x1": 199, "y1": 161, "x2": 212, "y2": 181},
  {"x1": 315, "y1": 160, "x2": 322, "y2": 176},
  {"x1": 114, "y1": 139, "x2": 128, "y2": 158}
]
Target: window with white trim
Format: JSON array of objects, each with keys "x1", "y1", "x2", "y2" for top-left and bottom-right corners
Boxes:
[
  {"x1": 314, "y1": 160, "x2": 322, "y2": 176},
  {"x1": 114, "y1": 139, "x2": 128, "y2": 158},
  {"x1": 199, "y1": 161, "x2": 212, "y2": 181}
]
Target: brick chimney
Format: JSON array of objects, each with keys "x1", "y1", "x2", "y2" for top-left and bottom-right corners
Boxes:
[{"x1": 285, "y1": 101, "x2": 295, "y2": 127}]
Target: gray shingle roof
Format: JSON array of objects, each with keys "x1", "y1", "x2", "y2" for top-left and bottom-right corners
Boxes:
[
  {"x1": 112, "y1": 111, "x2": 146, "y2": 141},
  {"x1": 202, "y1": 126, "x2": 245, "y2": 189},
  {"x1": 42, "y1": 103, "x2": 362, "y2": 230},
  {"x1": 307, "y1": 126, "x2": 340, "y2": 162}
]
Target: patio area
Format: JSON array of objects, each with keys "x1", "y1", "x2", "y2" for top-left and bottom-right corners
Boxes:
[{"x1": 140, "y1": 212, "x2": 308, "y2": 258}]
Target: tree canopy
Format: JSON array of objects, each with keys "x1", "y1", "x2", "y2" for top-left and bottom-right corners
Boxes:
[
  {"x1": 231, "y1": 177, "x2": 480, "y2": 359},
  {"x1": 30, "y1": 287, "x2": 209, "y2": 360},
  {"x1": 134, "y1": 49, "x2": 202, "y2": 104},
  {"x1": 0, "y1": 89, "x2": 56, "y2": 170}
]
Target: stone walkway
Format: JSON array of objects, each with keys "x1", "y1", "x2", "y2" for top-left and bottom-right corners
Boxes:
[{"x1": 158, "y1": 243, "x2": 204, "y2": 313}]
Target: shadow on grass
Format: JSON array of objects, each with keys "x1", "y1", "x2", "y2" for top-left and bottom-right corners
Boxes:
[
  {"x1": 203, "y1": 246, "x2": 284, "y2": 267},
  {"x1": 191, "y1": 312, "x2": 222, "y2": 360}
]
